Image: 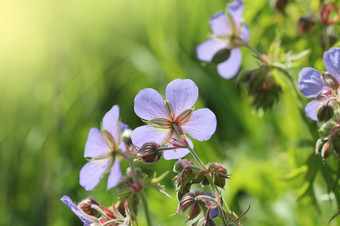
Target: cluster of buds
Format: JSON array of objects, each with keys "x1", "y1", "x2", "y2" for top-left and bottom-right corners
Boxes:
[
  {"x1": 173, "y1": 159, "x2": 206, "y2": 200},
  {"x1": 61, "y1": 196, "x2": 133, "y2": 226},
  {"x1": 237, "y1": 66, "x2": 282, "y2": 110},
  {"x1": 206, "y1": 163, "x2": 231, "y2": 188},
  {"x1": 171, "y1": 191, "x2": 219, "y2": 222},
  {"x1": 317, "y1": 120, "x2": 340, "y2": 160}
]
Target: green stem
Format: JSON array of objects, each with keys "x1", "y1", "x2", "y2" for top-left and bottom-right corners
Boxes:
[{"x1": 128, "y1": 158, "x2": 153, "y2": 226}]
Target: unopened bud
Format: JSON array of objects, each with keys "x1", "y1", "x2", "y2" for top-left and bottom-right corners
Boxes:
[
  {"x1": 317, "y1": 104, "x2": 334, "y2": 122},
  {"x1": 136, "y1": 142, "x2": 163, "y2": 163},
  {"x1": 173, "y1": 190, "x2": 205, "y2": 221},
  {"x1": 212, "y1": 48, "x2": 231, "y2": 64},
  {"x1": 196, "y1": 216, "x2": 217, "y2": 226},
  {"x1": 298, "y1": 15, "x2": 316, "y2": 34},
  {"x1": 208, "y1": 163, "x2": 230, "y2": 188},
  {"x1": 321, "y1": 72, "x2": 339, "y2": 90},
  {"x1": 320, "y1": 3, "x2": 340, "y2": 26},
  {"x1": 78, "y1": 197, "x2": 100, "y2": 217},
  {"x1": 173, "y1": 159, "x2": 194, "y2": 173},
  {"x1": 121, "y1": 125, "x2": 132, "y2": 145}
]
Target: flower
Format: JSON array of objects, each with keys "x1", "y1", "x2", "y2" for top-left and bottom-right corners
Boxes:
[
  {"x1": 204, "y1": 193, "x2": 219, "y2": 219},
  {"x1": 131, "y1": 79, "x2": 217, "y2": 160},
  {"x1": 298, "y1": 48, "x2": 340, "y2": 121},
  {"x1": 196, "y1": 0, "x2": 249, "y2": 79},
  {"x1": 61, "y1": 195, "x2": 97, "y2": 226},
  {"x1": 80, "y1": 105, "x2": 126, "y2": 191}
]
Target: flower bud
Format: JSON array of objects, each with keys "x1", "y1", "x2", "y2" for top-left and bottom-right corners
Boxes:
[
  {"x1": 298, "y1": 15, "x2": 316, "y2": 34},
  {"x1": 208, "y1": 163, "x2": 230, "y2": 188},
  {"x1": 212, "y1": 48, "x2": 231, "y2": 64},
  {"x1": 121, "y1": 126, "x2": 132, "y2": 145},
  {"x1": 173, "y1": 190, "x2": 205, "y2": 221},
  {"x1": 320, "y1": 3, "x2": 340, "y2": 26},
  {"x1": 173, "y1": 159, "x2": 194, "y2": 173},
  {"x1": 136, "y1": 142, "x2": 163, "y2": 163},
  {"x1": 78, "y1": 197, "x2": 100, "y2": 217},
  {"x1": 317, "y1": 104, "x2": 334, "y2": 122},
  {"x1": 195, "y1": 216, "x2": 217, "y2": 226}
]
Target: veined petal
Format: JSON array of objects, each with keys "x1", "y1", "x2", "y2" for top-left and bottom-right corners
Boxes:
[
  {"x1": 134, "y1": 88, "x2": 168, "y2": 120},
  {"x1": 196, "y1": 39, "x2": 228, "y2": 62},
  {"x1": 305, "y1": 99, "x2": 323, "y2": 121},
  {"x1": 107, "y1": 158, "x2": 122, "y2": 190},
  {"x1": 323, "y1": 47, "x2": 340, "y2": 80},
  {"x1": 227, "y1": 0, "x2": 244, "y2": 29},
  {"x1": 102, "y1": 105, "x2": 120, "y2": 145},
  {"x1": 166, "y1": 79, "x2": 199, "y2": 118},
  {"x1": 209, "y1": 11, "x2": 231, "y2": 36},
  {"x1": 60, "y1": 196, "x2": 94, "y2": 225},
  {"x1": 217, "y1": 48, "x2": 242, "y2": 79},
  {"x1": 182, "y1": 108, "x2": 217, "y2": 141},
  {"x1": 163, "y1": 138, "x2": 193, "y2": 160},
  {"x1": 298, "y1": 67, "x2": 326, "y2": 98},
  {"x1": 79, "y1": 158, "x2": 112, "y2": 191},
  {"x1": 131, "y1": 125, "x2": 170, "y2": 148},
  {"x1": 84, "y1": 128, "x2": 111, "y2": 159}
]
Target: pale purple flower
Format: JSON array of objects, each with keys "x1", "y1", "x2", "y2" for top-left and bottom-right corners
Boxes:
[
  {"x1": 61, "y1": 195, "x2": 97, "y2": 226},
  {"x1": 298, "y1": 48, "x2": 340, "y2": 121},
  {"x1": 80, "y1": 105, "x2": 126, "y2": 191},
  {"x1": 196, "y1": 0, "x2": 249, "y2": 79},
  {"x1": 131, "y1": 79, "x2": 217, "y2": 160}
]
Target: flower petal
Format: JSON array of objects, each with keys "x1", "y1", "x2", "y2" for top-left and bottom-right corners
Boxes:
[
  {"x1": 298, "y1": 67, "x2": 326, "y2": 98},
  {"x1": 209, "y1": 11, "x2": 231, "y2": 36},
  {"x1": 181, "y1": 108, "x2": 217, "y2": 141},
  {"x1": 102, "y1": 105, "x2": 120, "y2": 144},
  {"x1": 217, "y1": 48, "x2": 242, "y2": 79},
  {"x1": 227, "y1": 0, "x2": 244, "y2": 29},
  {"x1": 60, "y1": 196, "x2": 94, "y2": 225},
  {"x1": 163, "y1": 138, "x2": 193, "y2": 160},
  {"x1": 305, "y1": 99, "x2": 323, "y2": 121},
  {"x1": 166, "y1": 79, "x2": 199, "y2": 117},
  {"x1": 84, "y1": 128, "x2": 111, "y2": 159},
  {"x1": 239, "y1": 24, "x2": 250, "y2": 42},
  {"x1": 107, "y1": 158, "x2": 122, "y2": 189},
  {"x1": 131, "y1": 125, "x2": 170, "y2": 148},
  {"x1": 79, "y1": 158, "x2": 112, "y2": 191},
  {"x1": 323, "y1": 47, "x2": 340, "y2": 80},
  {"x1": 134, "y1": 88, "x2": 168, "y2": 120},
  {"x1": 196, "y1": 39, "x2": 229, "y2": 62}
]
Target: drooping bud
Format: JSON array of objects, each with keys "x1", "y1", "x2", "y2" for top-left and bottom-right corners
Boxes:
[
  {"x1": 207, "y1": 163, "x2": 230, "y2": 188},
  {"x1": 318, "y1": 120, "x2": 338, "y2": 137},
  {"x1": 195, "y1": 216, "x2": 217, "y2": 226},
  {"x1": 317, "y1": 104, "x2": 334, "y2": 122},
  {"x1": 321, "y1": 72, "x2": 339, "y2": 90},
  {"x1": 298, "y1": 15, "x2": 316, "y2": 34},
  {"x1": 172, "y1": 190, "x2": 205, "y2": 221},
  {"x1": 121, "y1": 123, "x2": 132, "y2": 145},
  {"x1": 78, "y1": 197, "x2": 100, "y2": 217},
  {"x1": 136, "y1": 142, "x2": 163, "y2": 163},
  {"x1": 211, "y1": 48, "x2": 231, "y2": 64}
]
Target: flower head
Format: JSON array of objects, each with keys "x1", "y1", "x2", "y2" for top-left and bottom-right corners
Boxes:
[
  {"x1": 196, "y1": 0, "x2": 249, "y2": 79},
  {"x1": 80, "y1": 105, "x2": 127, "y2": 191},
  {"x1": 61, "y1": 196, "x2": 97, "y2": 226},
  {"x1": 131, "y1": 79, "x2": 217, "y2": 160},
  {"x1": 298, "y1": 48, "x2": 340, "y2": 121}
]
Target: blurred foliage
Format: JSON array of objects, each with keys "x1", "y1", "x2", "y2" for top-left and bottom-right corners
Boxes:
[{"x1": 0, "y1": 0, "x2": 339, "y2": 225}]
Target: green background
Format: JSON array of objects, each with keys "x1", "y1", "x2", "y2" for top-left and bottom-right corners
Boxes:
[{"x1": 1, "y1": 0, "x2": 339, "y2": 225}]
